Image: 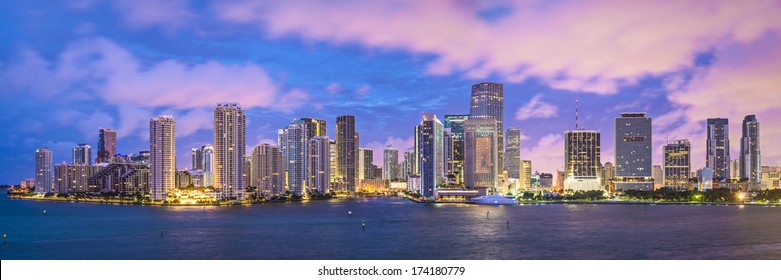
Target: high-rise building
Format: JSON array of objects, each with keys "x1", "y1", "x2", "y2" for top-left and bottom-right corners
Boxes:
[
  {"x1": 664, "y1": 139, "x2": 691, "y2": 190},
  {"x1": 404, "y1": 148, "x2": 415, "y2": 180},
  {"x1": 251, "y1": 144, "x2": 285, "y2": 197},
  {"x1": 383, "y1": 145, "x2": 399, "y2": 180},
  {"x1": 202, "y1": 145, "x2": 215, "y2": 187},
  {"x1": 308, "y1": 136, "x2": 331, "y2": 194},
  {"x1": 54, "y1": 164, "x2": 103, "y2": 194},
  {"x1": 243, "y1": 155, "x2": 253, "y2": 188},
  {"x1": 72, "y1": 144, "x2": 91, "y2": 165},
  {"x1": 470, "y1": 82, "x2": 504, "y2": 176},
  {"x1": 34, "y1": 148, "x2": 53, "y2": 194},
  {"x1": 697, "y1": 167, "x2": 714, "y2": 190},
  {"x1": 175, "y1": 170, "x2": 192, "y2": 189},
  {"x1": 279, "y1": 119, "x2": 308, "y2": 196},
  {"x1": 520, "y1": 160, "x2": 532, "y2": 190},
  {"x1": 417, "y1": 113, "x2": 444, "y2": 197},
  {"x1": 336, "y1": 115, "x2": 358, "y2": 192},
  {"x1": 443, "y1": 129, "x2": 453, "y2": 176},
  {"x1": 603, "y1": 162, "x2": 615, "y2": 182},
  {"x1": 329, "y1": 139, "x2": 337, "y2": 184},
  {"x1": 301, "y1": 118, "x2": 327, "y2": 139},
  {"x1": 191, "y1": 147, "x2": 204, "y2": 170},
  {"x1": 444, "y1": 114, "x2": 469, "y2": 181},
  {"x1": 614, "y1": 113, "x2": 653, "y2": 191},
  {"x1": 729, "y1": 159, "x2": 741, "y2": 181},
  {"x1": 564, "y1": 129, "x2": 602, "y2": 191},
  {"x1": 150, "y1": 115, "x2": 176, "y2": 201},
  {"x1": 505, "y1": 128, "x2": 521, "y2": 179},
  {"x1": 740, "y1": 115, "x2": 761, "y2": 183},
  {"x1": 358, "y1": 148, "x2": 373, "y2": 180},
  {"x1": 214, "y1": 103, "x2": 246, "y2": 200},
  {"x1": 652, "y1": 165, "x2": 663, "y2": 190},
  {"x1": 97, "y1": 128, "x2": 117, "y2": 164},
  {"x1": 706, "y1": 118, "x2": 730, "y2": 180},
  {"x1": 463, "y1": 118, "x2": 499, "y2": 195}
]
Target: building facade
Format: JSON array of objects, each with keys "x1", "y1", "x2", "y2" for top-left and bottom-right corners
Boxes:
[
  {"x1": 663, "y1": 139, "x2": 691, "y2": 190},
  {"x1": 279, "y1": 119, "x2": 308, "y2": 196},
  {"x1": 614, "y1": 113, "x2": 653, "y2": 191},
  {"x1": 214, "y1": 103, "x2": 246, "y2": 200},
  {"x1": 383, "y1": 145, "x2": 399, "y2": 180},
  {"x1": 150, "y1": 115, "x2": 176, "y2": 201},
  {"x1": 444, "y1": 114, "x2": 469, "y2": 182},
  {"x1": 336, "y1": 115, "x2": 358, "y2": 192},
  {"x1": 463, "y1": 118, "x2": 499, "y2": 195},
  {"x1": 469, "y1": 82, "x2": 504, "y2": 177},
  {"x1": 308, "y1": 136, "x2": 331, "y2": 194},
  {"x1": 35, "y1": 148, "x2": 53, "y2": 194},
  {"x1": 251, "y1": 144, "x2": 285, "y2": 197},
  {"x1": 72, "y1": 144, "x2": 92, "y2": 165},
  {"x1": 706, "y1": 118, "x2": 730, "y2": 180},
  {"x1": 505, "y1": 128, "x2": 521, "y2": 179},
  {"x1": 417, "y1": 113, "x2": 444, "y2": 197},
  {"x1": 97, "y1": 128, "x2": 116, "y2": 164},
  {"x1": 740, "y1": 115, "x2": 760, "y2": 183},
  {"x1": 564, "y1": 129, "x2": 602, "y2": 191}
]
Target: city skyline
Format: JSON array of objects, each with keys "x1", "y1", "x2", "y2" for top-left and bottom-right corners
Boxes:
[{"x1": 2, "y1": 1, "x2": 781, "y2": 184}]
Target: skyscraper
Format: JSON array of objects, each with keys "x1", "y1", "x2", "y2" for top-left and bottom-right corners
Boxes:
[
  {"x1": 308, "y1": 136, "x2": 331, "y2": 194},
  {"x1": 358, "y1": 148, "x2": 373, "y2": 180},
  {"x1": 336, "y1": 115, "x2": 358, "y2": 192},
  {"x1": 417, "y1": 113, "x2": 444, "y2": 197},
  {"x1": 279, "y1": 119, "x2": 308, "y2": 196},
  {"x1": 443, "y1": 129, "x2": 453, "y2": 176},
  {"x1": 470, "y1": 82, "x2": 504, "y2": 175},
  {"x1": 505, "y1": 128, "x2": 521, "y2": 179},
  {"x1": 706, "y1": 118, "x2": 730, "y2": 180},
  {"x1": 150, "y1": 115, "x2": 176, "y2": 201},
  {"x1": 96, "y1": 128, "x2": 116, "y2": 164},
  {"x1": 614, "y1": 113, "x2": 653, "y2": 191},
  {"x1": 72, "y1": 144, "x2": 91, "y2": 165},
  {"x1": 34, "y1": 148, "x2": 53, "y2": 194},
  {"x1": 564, "y1": 129, "x2": 601, "y2": 191},
  {"x1": 202, "y1": 145, "x2": 215, "y2": 187},
  {"x1": 54, "y1": 164, "x2": 103, "y2": 194},
  {"x1": 664, "y1": 139, "x2": 691, "y2": 190},
  {"x1": 214, "y1": 103, "x2": 246, "y2": 200},
  {"x1": 191, "y1": 147, "x2": 204, "y2": 170},
  {"x1": 251, "y1": 144, "x2": 285, "y2": 197},
  {"x1": 404, "y1": 148, "x2": 415, "y2": 180},
  {"x1": 740, "y1": 115, "x2": 760, "y2": 183},
  {"x1": 383, "y1": 145, "x2": 399, "y2": 180},
  {"x1": 444, "y1": 114, "x2": 469, "y2": 181},
  {"x1": 520, "y1": 160, "x2": 532, "y2": 190},
  {"x1": 301, "y1": 118, "x2": 327, "y2": 139},
  {"x1": 464, "y1": 118, "x2": 498, "y2": 195}
]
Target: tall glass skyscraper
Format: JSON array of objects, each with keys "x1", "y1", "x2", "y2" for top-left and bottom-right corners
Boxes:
[
  {"x1": 72, "y1": 143, "x2": 91, "y2": 165},
  {"x1": 505, "y1": 128, "x2": 521, "y2": 179},
  {"x1": 308, "y1": 136, "x2": 331, "y2": 194},
  {"x1": 279, "y1": 119, "x2": 308, "y2": 196},
  {"x1": 614, "y1": 113, "x2": 653, "y2": 191},
  {"x1": 35, "y1": 148, "x2": 53, "y2": 194},
  {"x1": 564, "y1": 129, "x2": 601, "y2": 191},
  {"x1": 740, "y1": 115, "x2": 760, "y2": 183},
  {"x1": 664, "y1": 139, "x2": 691, "y2": 190},
  {"x1": 469, "y1": 83, "x2": 504, "y2": 175},
  {"x1": 383, "y1": 145, "x2": 399, "y2": 180},
  {"x1": 97, "y1": 128, "x2": 116, "y2": 164},
  {"x1": 201, "y1": 145, "x2": 214, "y2": 187},
  {"x1": 464, "y1": 118, "x2": 499, "y2": 195},
  {"x1": 150, "y1": 115, "x2": 176, "y2": 201},
  {"x1": 706, "y1": 118, "x2": 730, "y2": 180},
  {"x1": 336, "y1": 115, "x2": 357, "y2": 192},
  {"x1": 444, "y1": 114, "x2": 469, "y2": 181},
  {"x1": 417, "y1": 113, "x2": 444, "y2": 197},
  {"x1": 214, "y1": 103, "x2": 246, "y2": 200}
]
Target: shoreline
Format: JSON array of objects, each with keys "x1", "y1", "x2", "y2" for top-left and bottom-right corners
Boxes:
[{"x1": 7, "y1": 194, "x2": 780, "y2": 207}]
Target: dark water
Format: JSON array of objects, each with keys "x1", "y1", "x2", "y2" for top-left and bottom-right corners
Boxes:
[{"x1": 1, "y1": 190, "x2": 780, "y2": 260}]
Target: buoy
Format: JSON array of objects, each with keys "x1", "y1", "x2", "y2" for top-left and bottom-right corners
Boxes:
[
  {"x1": 347, "y1": 211, "x2": 352, "y2": 216},
  {"x1": 2, "y1": 233, "x2": 6, "y2": 245},
  {"x1": 361, "y1": 220, "x2": 366, "y2": 231},
  {"x1": 43, "y1": 210, "x2": 47, "y2": 215},
  {"x1": 160, "y1": 228, "x2": 165, "y2": 237}
]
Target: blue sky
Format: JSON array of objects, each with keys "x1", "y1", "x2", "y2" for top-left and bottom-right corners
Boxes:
[{"x1": 2, "y1": 0, "x2": 780, "y2": 184}]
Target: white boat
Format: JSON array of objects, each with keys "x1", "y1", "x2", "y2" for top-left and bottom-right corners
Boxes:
[{"x1": 470, "y1": 194, "x2": 518, "y2": 205}]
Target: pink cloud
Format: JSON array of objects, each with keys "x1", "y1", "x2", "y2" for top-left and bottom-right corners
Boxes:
[
  {"x1": 519, "y1": 133, "x2": 565, "y2": 174},
  {"x1": 214, "y1": 0, "x2": 781, "y2": 94},
  {"x1": 515, "y1": 94, "x2": 559, "y2": 121}
]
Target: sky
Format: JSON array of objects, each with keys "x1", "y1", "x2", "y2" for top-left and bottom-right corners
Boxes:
[{"x1": 1, "y1": 0, "x2": 780, "y2": 184}]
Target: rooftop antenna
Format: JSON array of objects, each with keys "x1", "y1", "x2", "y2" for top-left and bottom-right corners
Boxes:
[{"x1": 575, "y1": 99, "x2": 580, "y2": 130}]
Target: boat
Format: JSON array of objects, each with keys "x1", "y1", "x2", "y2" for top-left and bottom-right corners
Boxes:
[{"x1": 470, "y1": 194, "x2": 518, "y2": 205}]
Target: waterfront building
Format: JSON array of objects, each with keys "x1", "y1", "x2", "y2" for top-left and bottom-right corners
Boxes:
[
  {"x1": 301, "y1": 117, "x2": 327, "y2": 139},
  {"x1": 520, "y1": 160, "x2": 532, "y2": 190},
  {"x1": 652, "y1": 165, "x2": 663, "y2": 190},
  {"x1": 329, "y1": 139, "x2": 337, "y2": 183},
  {"x1": 214, "y1": 103, "x2": 246, "y2": 200},
  {"x1": 404, "y1": 148, "x2": 416, "y2": 179},
  {"x1": 407, "y1": 175, "x2": 421, "y2": 193},
  {"x1": 539, "y1": 173, "x2": 553, "y2": 189},
  {"x1": 614, "y1": 113, "x2": 653, "y2": 191},
  {"x1": 358, "y1": 178, "x2": 390, "y2": 193},
  {"x1": 564, "y1": 129, "x2": 602, "y2": 191},
  {"x1": 444, "y1": 114, "x2": 469, "y2": 182},
  {"x1": 279, "y1": 119, "x2": 308, "y2": 196},
  {"x1": 417, "y1": 113, "x2": 444, "y2": 197},
  {"x1": 443, "y1": 129, "x2": 453, "y2": 176},
  {"x1": 88, "y1": 163, "x2": 149, "y2": 193},
  {"x1": 664, "y1": 139, "x2": 691, "y2": 190},
  {"x1": 697, "y1": 167, "x2": 714, "y2": 191},
  {"x1": 729, "y1": 160, "x2": 741, "y2": 181},
  {"x1": 740, "y1": 115, "x2": 761, "y2": 183},
  {"x1": 54, "y1": 164, "x2": 103, "y2": 194},
  {"x1": 201, "y1": 145, "x2": 215, "y2": 187},
  {"x1": 190, "y1": 170, "x2": 204, "y2": 187},
  {"x1": 706, "y1": 118, "x2": 730, "y2": 180},
  {"x1": 35, "y1": 148, "x2": 53, "y2": 194},
  {"x1": 251, "y1": 144, "x2": 285, "y2": 197},
  {"x1": 383, "y1": 145, "x2": 399, "y2": 180},
  {"x1": 761, "y1": 166, "x2": 781, "y2": 189},
  {"x1": 243, "y1": 155, "x2": 253, "y2": 188},
  {"x1": 96, "y1": 128, "x2": 117, "y2": 164},
  {"x1": 358, "y1": 148, "x2": 373, "y2": 180},
  {"x1": 21, "y1": 179, "x2": 35, "y2": 189},
  {"x1": 505, "y1": 128, "x2": 521, "y2": 179},
  {"x1": 150, "y1": 115, "x2": 175, "y2": 201},
  {"x1": 463, "y1": 118, "x2": 499, "y2": 195},
  {"x1": 336, "y1": 115, "x2": 358, "y2": 192},
  {"x1": 175, "y1": 170, "x2": 192, "y2": 189},
  {"x1": 308, "y1": 136, "x2": 331, "y2": 194},
  {"x1": 72, "y1": 144, "x2": 92, "y2": 165},
  {"x1": 470, "y1": 82, "x2": 504, "y2": 174},
  {"x1": 556, "y1": 170, "x2": 565, "y2": 191},
  {"x1": 192, "y1": 147, "x2": 203, "y2": 171}
]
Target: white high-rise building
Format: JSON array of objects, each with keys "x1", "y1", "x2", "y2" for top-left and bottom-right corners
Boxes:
[
  {"x1": 150, "y1": 115, "x2": 176, "y2": 201},
  {"x1": 214, "y1": 103, "x2": 246, "y2": 200},
  {"x1": 202, "y1": 145, "x2": 215, "y2": 187},
  {"x1": 309, "y1": 136, "x2": 331, "y2": 194},
  {"x1": 72, "y1": 144, "x2": 91, "y2": 165},
  {"x1": 35, "y1": 148, "x2": 53, "y2": 194},
  {"x1": 383, "y1": 145, "x2": 399, "y2": 180}
]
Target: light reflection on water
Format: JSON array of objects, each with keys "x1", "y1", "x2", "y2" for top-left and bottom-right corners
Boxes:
[{"x1": 1, "y1": 194, "x2": 780, "y2": 260}]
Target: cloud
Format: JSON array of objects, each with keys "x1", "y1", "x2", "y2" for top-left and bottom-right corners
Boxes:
[
  {"x1": 2, "y1": 37, "x2": 310, "y2": 137},
  {"x1": 54, "y1": 110, "x2": 116, "y2": 140},
  {"x1": 214, "y1": 0, "x2": 781, "y2": 94},
  {"x1": 515, "y1": 94, "x2": 559, "y2": 121},
  {"x1": 355, "y1": 84, "x2": 371, "y2": 96},
  {"x1": 519, "y1": 133, "x2": 565, "y2": 174}
]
